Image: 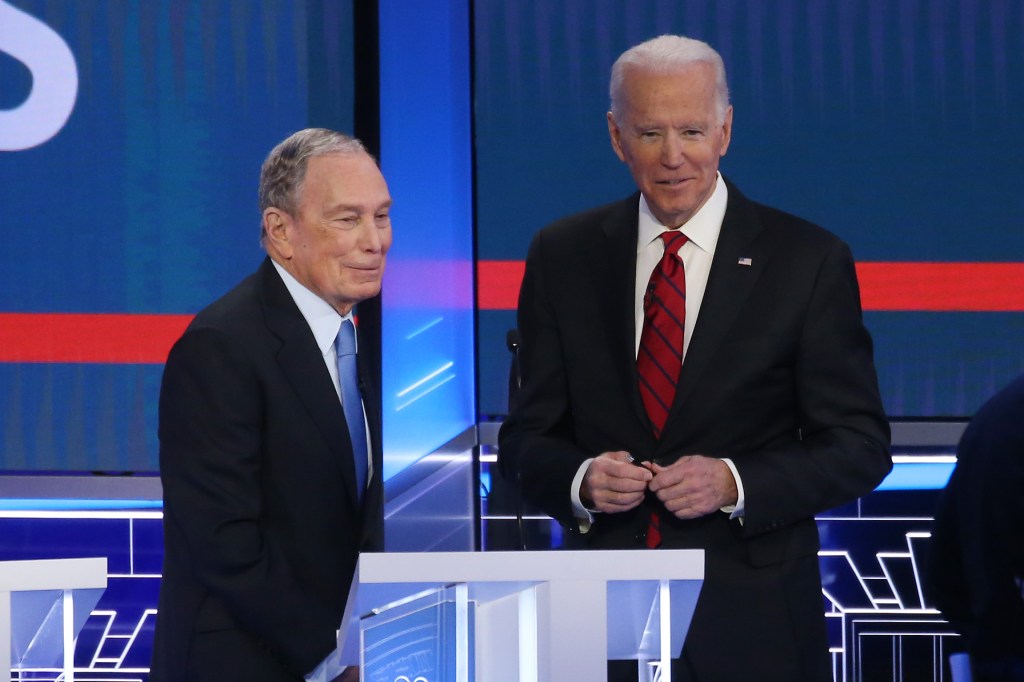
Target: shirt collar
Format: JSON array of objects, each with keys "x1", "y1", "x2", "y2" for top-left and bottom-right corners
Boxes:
[
  {"x1": 270, "y1": 258, "x2": 353, "y2": 355},
  {"x1": 638, "y1": 172, "x2": 729, "y2": 254}
]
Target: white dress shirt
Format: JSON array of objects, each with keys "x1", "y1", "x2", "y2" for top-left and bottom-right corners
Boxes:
[{"x1": 271, "y1": 259, "x2": 374, "y2": 479}]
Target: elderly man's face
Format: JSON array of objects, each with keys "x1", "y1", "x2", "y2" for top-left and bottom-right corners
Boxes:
[
  {"x1": 608, "y1": 63, "x2": 732, "y2": 228},
  {"x1": 267, "y1": 152, "x2": 392, "y2": 315}
]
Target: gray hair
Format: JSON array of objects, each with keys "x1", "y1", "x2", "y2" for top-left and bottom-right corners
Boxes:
[
  {"x1": 609, "y1": 35, "x2": 730, "y2": 123},
  {"x1": 258, "y1": 128, "x2": 368, "y2": 240}
]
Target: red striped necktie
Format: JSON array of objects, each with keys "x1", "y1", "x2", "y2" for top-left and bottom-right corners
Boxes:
[{"x1": 636, "y1": 230, "x2": 688, "y2": 547}]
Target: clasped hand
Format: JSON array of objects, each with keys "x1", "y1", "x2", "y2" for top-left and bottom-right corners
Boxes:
[{"x1": 580, "y1": 450, "x2": 738, "y2": 520}]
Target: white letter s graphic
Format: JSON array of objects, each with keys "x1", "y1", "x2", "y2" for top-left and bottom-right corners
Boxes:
[{"x1": 0, "y1": 0, "x2": 78, "y2": 151}]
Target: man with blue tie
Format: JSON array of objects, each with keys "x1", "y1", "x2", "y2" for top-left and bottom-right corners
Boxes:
[{"x1": 151, "y1": 128, "x2": 390, "y2": 682}]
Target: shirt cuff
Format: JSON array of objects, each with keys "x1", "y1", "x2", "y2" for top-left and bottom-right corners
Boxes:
[
  {"x1": 570, "y1": 457, "x2": 597, "y2": 533},
  {"x1": 719, "y1": 457, "x2": 745, "y2": 521}
]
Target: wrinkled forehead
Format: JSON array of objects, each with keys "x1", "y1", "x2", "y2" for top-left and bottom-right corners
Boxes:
[
  {"x1": 622, "y1": 66, "x2": 719, "y2": 107},
  {"x1": 299, "y1": 153, "x2": 391, "y2": 209}
]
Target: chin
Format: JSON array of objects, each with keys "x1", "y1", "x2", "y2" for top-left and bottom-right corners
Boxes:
[{"x1": 356, "y1": 285, "x2": 383, "y2": 301}]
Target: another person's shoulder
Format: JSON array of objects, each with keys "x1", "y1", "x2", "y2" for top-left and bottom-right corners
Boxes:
[
  {"x1": 986, "y1": 373, "x2": 1024, "y2": 408},
  {"x1": 961, "y1": 373, "x2": 1024, "y2": 450}
]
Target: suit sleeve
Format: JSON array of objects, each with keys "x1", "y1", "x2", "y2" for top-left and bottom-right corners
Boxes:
[
  {"x1": 159, "y1": 326, "x2": 338, "y2": 675},
  {"x1": 498, "y1": 231, "x2": 594, "y2": 528},
  {"x1": 733, "y1": 240, "x2": 892, "y2": 535}
]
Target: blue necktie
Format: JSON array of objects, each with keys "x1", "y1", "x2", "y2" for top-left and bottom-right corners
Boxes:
[{"x1": 336, "y1": 319, "x2": 368, "y2": 501}]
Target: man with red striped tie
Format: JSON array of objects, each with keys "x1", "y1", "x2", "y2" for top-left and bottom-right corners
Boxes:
[{"x1": 499, "y1": 35, "x2": 891, "y2": 682}]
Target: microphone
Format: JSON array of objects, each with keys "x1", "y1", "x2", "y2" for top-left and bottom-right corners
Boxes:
[
  {"x1": 506, "y1": 329, "x2": 522, "y2": 412},
  {"x1": 505, "y1": 328, "x2": 527, "y2": 550},
  {"x1": 505, "y1": 327, "x2": 520, "y2": 353}
]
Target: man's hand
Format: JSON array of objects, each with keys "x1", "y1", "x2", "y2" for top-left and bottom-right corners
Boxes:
[
  {"x1": 332, "y1": 666, "x2": 359, "y2": 682},
  {"x1": 581, "y1": 451, "x2": 653, "y2": 513},
  {"x1": 647, "y1": 455, "x2": 738, "y2": 520}
]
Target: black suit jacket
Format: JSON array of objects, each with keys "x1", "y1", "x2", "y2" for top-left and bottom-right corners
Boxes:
[
  {"x1": 151, "y1": 258, "x2": 384, "y2": 682},
  {"x1": 928, "y1": 374, "x2": 1024, "y2": 671},
  {"x1": 499, "y1": 181, "x2": 891, "y2": 681}
]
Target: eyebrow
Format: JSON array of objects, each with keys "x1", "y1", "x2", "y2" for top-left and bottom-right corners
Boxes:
[
  {"x1": 632, "y1": 118, "x2": 708, "y2": 130},
  {"x1": 324, "y1": 199, "x2": 393, "y2": 215}
]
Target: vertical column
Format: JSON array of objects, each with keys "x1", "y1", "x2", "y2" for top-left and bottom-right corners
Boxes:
[
  {"x1": 0, "y1": 589, "x2": 10, "y2": 682},
  {"x1": 62, "y1": 590, "x2": 75, "y2": 682},
  {"x1": 454, "y1": 583, "x2": 470, "y2": 682},
  {"x1": 518, "y1": 587, "x2": 538, "y2": 682},
  {"x1": 536, "y1": 580, "x2": 608, "y2": 682},
  {"x1": 378, "y1": 0, "x2": 476, "y2": 480},
  {"x1": 659, "y1": 580, "x2": 671, "y2": 682}
]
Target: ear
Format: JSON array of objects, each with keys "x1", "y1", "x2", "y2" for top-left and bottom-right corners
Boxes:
[
  {"x1": 607, "y1": 111, "x2": 627, "y2": 163},
  {"x1": 262, "y1": 207, "x2": 293, "y2": 259},
  {"x1": 718, "y1": 105, "x2": 734, "y2": 158}
]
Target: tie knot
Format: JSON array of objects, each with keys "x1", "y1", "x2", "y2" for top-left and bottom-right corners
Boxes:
[
  {"x1": 336, "y1": 319, "x2": 357, "y2": 357},
  {"x1": 660, "y1": 230, "x2": 688, "y2": 257}
]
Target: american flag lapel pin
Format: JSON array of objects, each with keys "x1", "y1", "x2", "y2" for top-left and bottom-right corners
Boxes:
[{"x1": 738, "y1": 257, "x2": 753, "y2": 266}]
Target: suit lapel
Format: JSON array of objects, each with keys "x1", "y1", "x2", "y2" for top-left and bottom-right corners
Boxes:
[
  {"x1": 257, "y1": 259, "x2": 363, "y2": 511},
  {"x1": 665, "y1": 182, "x2": 768, "y2": 431},
  {"x1": 356, "y1": 347, "x2": 384, "y2": 526},
  {"x1": 598, "y1": 193, "x2": 655, "y2": 433}
]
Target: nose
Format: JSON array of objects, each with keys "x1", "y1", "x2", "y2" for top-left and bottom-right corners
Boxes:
[
  {"x1": 358, "y1": 218, "x2": 384, "y2": 253},
  {"x1": 660, "y1": 132, "x2": 685, "y2": 168}
]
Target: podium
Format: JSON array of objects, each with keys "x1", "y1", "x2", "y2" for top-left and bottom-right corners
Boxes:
[
  {"x1": 338, "y1": 549, "x2": 703, "y2": 682},
  {"x1": 0, "y1": 558, "x2": 107, "y2": 682}
]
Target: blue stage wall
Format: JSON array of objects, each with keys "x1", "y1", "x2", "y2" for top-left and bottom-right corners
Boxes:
[{"x1": 473, "y1": 0, "x2": 1024, "y2": 418}]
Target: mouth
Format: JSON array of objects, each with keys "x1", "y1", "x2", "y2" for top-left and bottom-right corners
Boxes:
[
  {"x1": 344, "y1": 266, "x2": 384, "y2": 283},
  {"x1": 656, "y1": 178, "x2": 690, "y2": 187}
]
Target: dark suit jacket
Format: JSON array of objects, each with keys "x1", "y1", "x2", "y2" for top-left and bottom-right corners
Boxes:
[
  {"x1": 151, "y1": 257, "x2": 385, "y2": 682},
  {"x1": 928, "y1": 374, "x2": 1024, "y2": 673},
  {"x1": 499, "y1": 181, "x2": 891, "y2": 682}
]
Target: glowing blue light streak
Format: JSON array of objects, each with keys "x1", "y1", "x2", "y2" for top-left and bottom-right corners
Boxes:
[
  {"x1": 395, "y1": 374, "x2": 457, "y2": 411},
  {"x1": 405, "y1": 317, "x2": 445, "y2": 340},
  {"x1": 396, "y1": 362, "x2": 455, "y2": 398}
]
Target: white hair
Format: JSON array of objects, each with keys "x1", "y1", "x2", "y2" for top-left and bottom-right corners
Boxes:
[
  {"x1": 257, "y1": 128, "x2": 371, "y2": 244},
  {"x1": 258, "y1": 128, "x2": 368, "y2": 216},
  {"x1": 609, "y1": 35, "x2": 730, "y2": 123}
]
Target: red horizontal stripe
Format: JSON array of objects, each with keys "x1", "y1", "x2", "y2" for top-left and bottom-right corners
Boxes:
[
  {"x1": 477, "y1": 261, "x2": 1024, "y2": 312},
  {"x1": 1, "y1": 262, "x2": 1021, "y2": 364},
  {"x1": 476, "y1": 260, "x2": 527, "y2": 310},
  {"x1": 0, "y1": 313, "x2": 192, "y2": 364},
  {"x1": 856, "y1": 262, "x2": 1024, "y2": 311}
]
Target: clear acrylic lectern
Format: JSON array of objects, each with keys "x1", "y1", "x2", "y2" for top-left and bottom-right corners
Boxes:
[
  {"x1": 335, "y1": 549, "x2": 703, "y2": 682},
  {"x1": 0, "y1": 557, "x2": 107, "y2": 682}
]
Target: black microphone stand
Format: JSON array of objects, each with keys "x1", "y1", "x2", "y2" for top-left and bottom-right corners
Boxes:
[{"x1": 505, "y1": 328, "x2": 527, "y2": 551}]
